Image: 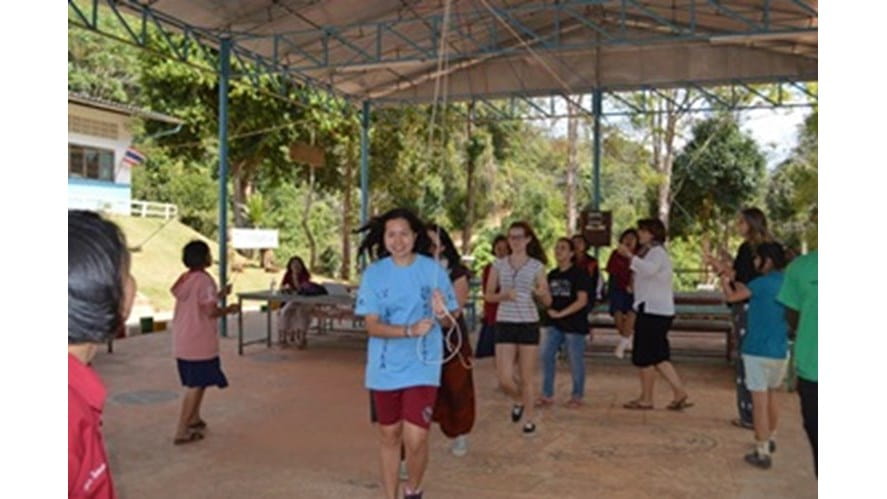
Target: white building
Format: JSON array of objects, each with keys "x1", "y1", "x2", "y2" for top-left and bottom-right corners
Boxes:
[{"x1": 68, "y1": 93, "x2": 182, "y2": 215}]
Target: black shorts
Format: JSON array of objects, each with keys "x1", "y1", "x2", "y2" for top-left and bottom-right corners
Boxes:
[
  {"x1": 494, "y1": 322, "x2": 540, "y2": 345},
  {"x1": 631, "y1": 312, "x2": 674, "y2": 367}
]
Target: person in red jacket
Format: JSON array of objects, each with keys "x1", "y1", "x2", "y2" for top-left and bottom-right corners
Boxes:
[
  {"x1": 69, "y1": 211, "x2": 137, "y2": 498},
  {"x1": 607, "y1": 229, "x2": 639, "y2": 359}
]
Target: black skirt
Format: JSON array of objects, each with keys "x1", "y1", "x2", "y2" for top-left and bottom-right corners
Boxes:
[
  {"x1": 631, "y1": 311, "x2": 674, "y2": 367},
  {"x1": 176, "y1": 357, "x2": 229, "y2": 389}
]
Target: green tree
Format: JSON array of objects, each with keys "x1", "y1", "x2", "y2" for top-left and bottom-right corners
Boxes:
[{"x1": 670, "y1": 115, "x2": 767, "y2": 246}]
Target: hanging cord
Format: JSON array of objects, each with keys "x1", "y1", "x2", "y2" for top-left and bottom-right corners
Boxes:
[{"x1": 414, "y1": 0, "x2": 470, "y2": 370}]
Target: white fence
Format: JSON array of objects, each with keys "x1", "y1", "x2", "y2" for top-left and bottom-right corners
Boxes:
[
  {"x1": 131, "y1": 200, "x2": 178, "y2": 220},
  {"x1": 68, "y1": 197, "x2": 178, "y2": 220}
]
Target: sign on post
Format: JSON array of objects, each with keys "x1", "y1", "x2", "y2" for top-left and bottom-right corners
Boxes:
[
  {"x1": 579, "y1": 210, "x2": 612, "y2": 247},
  {"x1": 231, "y1": 228, "x2": 279, "y2": 249}
]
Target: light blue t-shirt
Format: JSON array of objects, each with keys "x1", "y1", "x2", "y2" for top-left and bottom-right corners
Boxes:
[
  {"x1": 354, "y1": 255, "x2": 459, "y2": 390},
  {"x1": 742, "y1": 272, "x2": 789, "y2": 359}
]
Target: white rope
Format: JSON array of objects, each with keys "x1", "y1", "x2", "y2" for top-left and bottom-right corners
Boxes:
[{"x1": 414, "y1": 0, "x2": 472, "y2": 370}]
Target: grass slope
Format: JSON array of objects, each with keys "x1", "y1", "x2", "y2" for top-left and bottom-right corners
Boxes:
[{"x1": 110, "y1": 216, "x2": 286, "y2": 312}]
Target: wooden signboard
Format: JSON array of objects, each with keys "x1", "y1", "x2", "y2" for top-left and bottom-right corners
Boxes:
[
  {"x1": 578, "y1": 210, "x2": 612, "y2": 247},
  {"x1": 289, "y1": 143, "x2": 325, "y2": 168}
]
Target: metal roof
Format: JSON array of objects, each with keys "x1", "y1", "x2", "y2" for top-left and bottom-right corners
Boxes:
[
  {"x1": 68, "y1": 92, "x2": 185, "y2": 124},
  {"x1": 110, "y1": 0, "x2": 817, "y2": 104}
]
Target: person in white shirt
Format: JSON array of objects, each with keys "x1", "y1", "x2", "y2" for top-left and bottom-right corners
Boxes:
[{"x1": 617, "y1": 218, "x2": 693, "y2": 411}]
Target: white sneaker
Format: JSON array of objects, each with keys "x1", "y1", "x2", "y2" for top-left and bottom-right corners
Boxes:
[
  {"x1": 451, "y1": 435, "x2": 468, "y2": 457},
  {"x1": 399, "y1": 460, "x2": 408, "y2": 481},
  {"x1": 614, "y1": 337, "x2": 631, "y2": 359}
]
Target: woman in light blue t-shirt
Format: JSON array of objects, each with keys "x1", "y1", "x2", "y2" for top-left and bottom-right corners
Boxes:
[{"x1": 354, "y1": 208, "x2": 458, "y2": 499}]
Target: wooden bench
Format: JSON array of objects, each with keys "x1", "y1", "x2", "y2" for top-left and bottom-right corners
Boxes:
[{"x1": 589, "y1": 299, "x2": 735, "y2": 361}]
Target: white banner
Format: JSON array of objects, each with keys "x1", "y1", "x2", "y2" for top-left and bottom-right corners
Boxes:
[{"x1": 231, "y1": 228, "x2": 279, "y2": 249}]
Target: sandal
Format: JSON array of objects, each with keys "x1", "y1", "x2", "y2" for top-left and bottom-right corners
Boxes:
[
  {"x1": 173, "y1": 431, "x2": 204, "y2": 445},
  {"x1": 188, "y1": 420, "x2": 207, "y2": 431},
  {"x1": 666, "y1": 396, "x2": 694, "y2": 411},
  {"x1": 565, "y1": 399, "x2": 583, "y2": 409},
  {"x1": 731, "y1": 418, "x2": 754, "y2": 430},
  {"x1": 623, "y1": 399, "x2": 654, "y2": 410},
  {"x1": 534, "y1": 397, "x2": 554, "y2": 408}
]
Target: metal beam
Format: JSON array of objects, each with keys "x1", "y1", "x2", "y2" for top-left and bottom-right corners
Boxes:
[
  {"x1": 218, "y1": 0, "x2": 815, "y2": 72},
  {"x1": 378, "y1": 79, "x2": 816, "y2": 122}
]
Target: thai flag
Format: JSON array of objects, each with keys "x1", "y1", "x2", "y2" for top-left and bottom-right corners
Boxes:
[{"x1": 122, "y1": 147, "x2": 146, "y2": 167}]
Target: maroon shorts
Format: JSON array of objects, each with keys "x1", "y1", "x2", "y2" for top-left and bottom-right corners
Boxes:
[{"x1": 371, "y1": 386, "x2": 438, "y2": 429}]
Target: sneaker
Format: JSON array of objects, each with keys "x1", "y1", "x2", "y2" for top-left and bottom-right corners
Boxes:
[
  {"x1": 511, "y1": 404, "x2": 524, "y2": 423},
  {"x1": 614, "y1": 337, "x2": 630, "y2": 359},
  {"x1": 404, "y1": 489, "x2": 423, "y2": 499},
  {"x1": 522, "y1": 422, "x2": 536, "y2": 437},
  {"x1": 398, "y1": 460, "x2": 408, "y2": 481},
  {"x1": 451, "y1": 435, "x2": 468, "y2": 457},
  {"x1": 744, "y1": 450, "x2": 772, "y2": 469}
]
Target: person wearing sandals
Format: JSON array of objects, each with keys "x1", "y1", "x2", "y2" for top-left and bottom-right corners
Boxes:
[
  {"x1": 354, "y1": 208, "x2": 459, "y2": 499},
  {"x1": 704, "y1": 207, "x2": 774, "y2": 430},
  {"x1": 69, "y1": 211, "x2": 138, "y2": 498},
  {"x1": 484, "y1": 221, "x2": 551, "y2": 436},
  {"x1": 719, "y1": 242, "x2": 789, "y2": 469},
  {"x1": 619, "y1": 219, "x2": 693, "y2": 411},
  {"x1": 170, "y1": 240, "x2": 239, "y2": 445},
  {"x1": 537, "y1": 237, "x2": 594, "y2": 409}
]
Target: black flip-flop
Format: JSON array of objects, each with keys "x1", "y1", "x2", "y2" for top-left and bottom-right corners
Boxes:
[
  {"x1": 173, "y1": 431, "x2": 204, "y2": 445},
  {"x1": 188, "y1": 420, "x2": 207, "y2": 431},
  {"x1": 666, "y1": 396, "x2": 694, "y2": 411}
]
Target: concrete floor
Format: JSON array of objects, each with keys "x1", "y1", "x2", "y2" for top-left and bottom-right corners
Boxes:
[{"x1": 93, "y1": 318, "x2": 817, "y2": 499}]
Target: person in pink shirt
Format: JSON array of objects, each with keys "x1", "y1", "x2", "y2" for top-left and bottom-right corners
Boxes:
[{"x1": 170, "y1": 240, "x2": 239, "y2": 445}]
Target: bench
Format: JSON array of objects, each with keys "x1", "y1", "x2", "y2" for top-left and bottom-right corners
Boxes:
[{"x1": 589, "y1": 300, "x2": 735, "y2": 361}]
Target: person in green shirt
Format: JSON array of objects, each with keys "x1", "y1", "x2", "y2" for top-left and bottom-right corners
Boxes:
[{"x1": 777, "y1": 249, "x2": 818, "y2": 476}]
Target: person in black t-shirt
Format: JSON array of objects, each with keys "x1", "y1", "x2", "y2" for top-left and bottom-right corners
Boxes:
[
  {"x1": 704, "y1": 207, "x2": 774, "y2": 430},
  {"x1": 537, "y1": 238, "x2": 594, "y2": 409}
]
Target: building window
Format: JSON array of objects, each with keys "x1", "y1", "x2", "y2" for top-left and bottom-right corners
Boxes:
[{"x1": 69, "y1": 144, "x2": 115, "y2": 182}]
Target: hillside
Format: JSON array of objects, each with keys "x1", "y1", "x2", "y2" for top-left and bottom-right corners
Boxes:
[{"x1": 110, "y1": 215, "x2": 290, "y2": 313}]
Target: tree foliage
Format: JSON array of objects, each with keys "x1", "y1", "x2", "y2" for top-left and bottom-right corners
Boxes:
[{"x1": 670, "y1": 115, "x2": 766, "y2": 240}]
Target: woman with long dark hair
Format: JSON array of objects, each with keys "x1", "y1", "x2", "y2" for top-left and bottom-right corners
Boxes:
[
  {"x1": 705, "y1": 207, "x2": 774, "y2": 429},
  {"x1": 538, "y1": 237, "x2": 593, "y2": 409},
  {"x1": 426, "y1": 223, "x2": 476, "y2": 457},
  {"x1": 354, "y1": 208, "x2": 459, "y2": 499},
  {"x1": 484, "y1": 221, "x2": 551, "y2": 436},
  {"x1": 620, "y1": 219, "x2": 692, "y2": 411},
  {"x1": 278, "y1": 255, "x2": 315, "y2": 349},
  {"x1": 477, "y1": 235, "x2": 510, "y2": 358}
]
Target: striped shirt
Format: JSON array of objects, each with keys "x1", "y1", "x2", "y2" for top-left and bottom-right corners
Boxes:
[{"x1": 492, "y1": 256, "x2": 545, "y2": 323}]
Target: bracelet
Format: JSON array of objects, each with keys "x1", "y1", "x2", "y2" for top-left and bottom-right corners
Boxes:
[{"x1": 405, "y1": 325, "x2": 413, "y2": 338}]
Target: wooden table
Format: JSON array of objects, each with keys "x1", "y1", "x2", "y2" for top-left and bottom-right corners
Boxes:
[{"x1": 235, "y1": 290, "x2": 355, "y2": 355}]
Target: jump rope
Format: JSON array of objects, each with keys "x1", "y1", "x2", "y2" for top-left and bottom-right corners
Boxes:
[{"x1": 403, "y1": 0, "x2": 470, "y2": 370}]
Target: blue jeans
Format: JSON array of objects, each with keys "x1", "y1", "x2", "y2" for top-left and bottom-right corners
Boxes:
[{"x1": 541, "y1": 326, "x2": 586, "y2": 399}]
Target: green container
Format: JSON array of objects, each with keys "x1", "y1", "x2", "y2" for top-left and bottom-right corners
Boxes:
[{"x1": 140, "y1": 317, "x2": 154, "y2": 334}]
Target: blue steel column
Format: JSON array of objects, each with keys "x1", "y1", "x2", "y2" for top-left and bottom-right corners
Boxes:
[
  {"x1": 592, "y1": 89, "x2": 602, "y2": 211},
  {"x1": 592, "y1": 89, "x2": 603, "y2": 258},
  {"x1": 218, "y1": 38, "x2": 232, "y2": 337},
  {"x1": 360, "y1": 100, "x2": 370, "y2": 227},
  {"x1": 359, "y1": 100, "x2": 371, "y2": 270}
]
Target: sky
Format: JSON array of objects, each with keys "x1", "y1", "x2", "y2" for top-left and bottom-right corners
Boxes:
[{"x1": 542, "y1": 101, "x2": 810, "y2": 170}]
